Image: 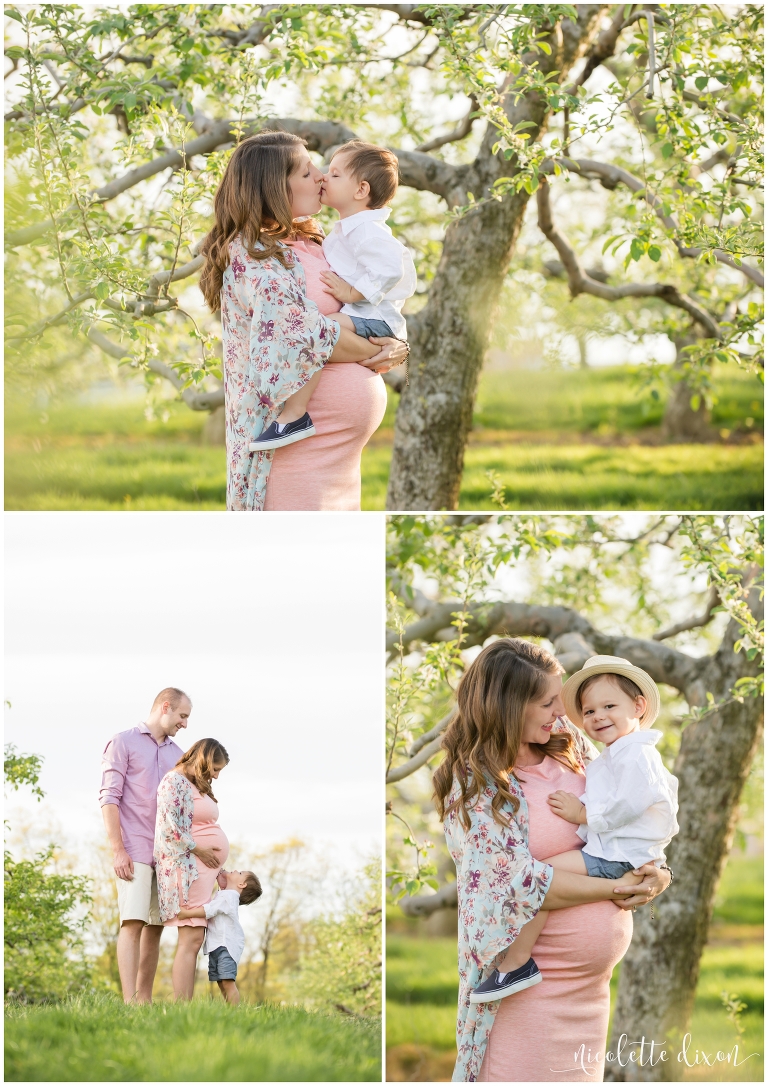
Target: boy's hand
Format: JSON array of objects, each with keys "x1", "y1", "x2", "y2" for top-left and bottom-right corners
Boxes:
[
  {"x1": 548, "y1": 790, "x2": 587, "y2": 825},
  {"x1": 319, "y1": 270, "x2": 365, "y2": 304}
]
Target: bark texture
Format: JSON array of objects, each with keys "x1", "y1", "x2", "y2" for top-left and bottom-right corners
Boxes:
[{"x1": 386, "y1": 6, "x2": 609, "y2": 510}]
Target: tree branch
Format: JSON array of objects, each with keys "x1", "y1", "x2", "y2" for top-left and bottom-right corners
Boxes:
[
  {"x1": 386, "y1": 735, "x2": 444, "y2": 783},
  {"x1": 399, "y1": 881, "x2": 458, "y2": 916},
  {"x1": 414, "y1": 96, "x2": 478, "y2": 153},
  {"x1": 536, "y1": 178, "x2": 722, "y2": 339},
  {"x1": 567, "y1": 4, "x2": 632, "y2": 91},
  {"x1": 653, "y1": 584, "x2": 720, "y2": 641},
  {"x1": 389, "y1": 595, "x2": 705, "y2": 695},
  {"x1": 87, "y1": 327, "x2": 224, "y2": 411},
  {"x1": 546, "y1": 157, "x2": 764, "y2": 288},
  {"x1": 7, "y1": 114, "x2": 461, "y2": 246},
  {"x1": 409, "y1": 707, "x2": 456, "y2": 756},
  {"x1": 6, "y1": 289, "x2": 94, "y2": 342}
]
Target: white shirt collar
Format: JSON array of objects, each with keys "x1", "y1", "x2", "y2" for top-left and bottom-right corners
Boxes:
[
  {"x1": 606, "y1": 728, "x2": 662, "y2": 754},
  {"x1": 336, "y1": 206, "x2": 391, "y2": 235}
]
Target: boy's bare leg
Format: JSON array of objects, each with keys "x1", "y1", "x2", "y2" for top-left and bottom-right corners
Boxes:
[
  {"x1": 279, "y1": 370, "x2": 322, "y2": 424},
  {"x1": 497, "y1": 849, "x2": 589, "y2": 973},
  {"x1": 218, "y1": 979, "x2": 240, "y2": 1005}
]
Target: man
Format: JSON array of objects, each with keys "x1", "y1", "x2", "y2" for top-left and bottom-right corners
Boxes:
[{"x1": 99, "y1": 687, "x2": 218, "y2": 1003}]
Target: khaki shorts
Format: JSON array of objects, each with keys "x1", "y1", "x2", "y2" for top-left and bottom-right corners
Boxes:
[{"x1": 116, "y1": 861, "x2": 162, "y2": 926}]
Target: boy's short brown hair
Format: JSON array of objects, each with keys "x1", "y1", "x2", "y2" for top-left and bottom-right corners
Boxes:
[
  {"x1": 332, "y1": 140, "x2": 399, "y2": 209},
  {"x1": 239, "y1": 871, "x2": 262, "y2": 906},
  {"x1": 575, "y1": 672, "x2": 643, "y2": 714}
]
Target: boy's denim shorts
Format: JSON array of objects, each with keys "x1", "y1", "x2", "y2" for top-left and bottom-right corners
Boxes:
[
  {"x1": 583, "y1": 853, "x2": 637, "y2": 879},
  {"x1": 350, "y1": 317, "x2": 394, "y2": 340},
  {"x1": 208, "y1": 945, "x2": 238, "y2": 982}
]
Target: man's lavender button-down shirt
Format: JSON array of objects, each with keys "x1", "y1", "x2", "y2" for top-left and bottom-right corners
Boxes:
[{"x1": 99, "y1": 724, "x2": 183, "y2": 866}]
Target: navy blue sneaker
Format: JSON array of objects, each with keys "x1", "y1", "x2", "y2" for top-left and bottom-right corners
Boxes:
[
  {"x1": 469, "y1": 958, "x2": 542, "y2": 1004},
  {"x1": 249, "y1": 412, "x2": 316, "y2": 451}
]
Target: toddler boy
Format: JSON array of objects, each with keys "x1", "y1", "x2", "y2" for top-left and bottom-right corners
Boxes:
[{"x1": 177, "y1": 867, "x2": 262, "y2": 1004}]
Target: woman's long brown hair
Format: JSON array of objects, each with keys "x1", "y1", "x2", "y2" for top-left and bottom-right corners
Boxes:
[
  {"x1": 175, "y1": 738, "x2": 229, "y2": 803},
  {"x1": 199, "y1": 130, "x2": 324, "y2": 310},
  {"x1": 433, "y1": 638, "x2": 581, "y2": 831}
]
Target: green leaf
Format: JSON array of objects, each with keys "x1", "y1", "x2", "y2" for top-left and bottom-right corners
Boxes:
[
  {"x1": 648, "y1": 246, "x2": 662, "y2": 262},
  {"x1": 94, "y1": 282, "x2": 111, "y2": 301},
  {"x1": 630, "y1": 238, "x2": 645, "y2": 262},
  {"x1": 5, "y1": 7, "x2": 23, "y2": 21},
  {"x1": 661, "y1": 143, "x2": 674, "y2": 159}
]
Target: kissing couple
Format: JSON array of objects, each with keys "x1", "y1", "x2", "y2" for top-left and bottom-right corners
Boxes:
[{"x1": 99, "y1": 687, "x2": 262, "y2": 1004}]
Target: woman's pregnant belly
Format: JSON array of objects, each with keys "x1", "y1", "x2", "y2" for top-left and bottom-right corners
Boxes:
[
  {"x1": 264, "y1": 361, "x2": 387, "y2": 511},
  {"x1": 480, "y1": 757, "x2": 633, "y2": 1081},
  {"x1": 193, "y1": 822, "x2": 230, "y2": 867}
]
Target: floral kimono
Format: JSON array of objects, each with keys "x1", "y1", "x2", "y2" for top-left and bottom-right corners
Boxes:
[
  {"x1": 154, "y1": 770, "x2": 198, "y2": 922},
  {"x1": 445, "y1": 720, "x2": 597, "y2": 1082},
  {"x1": 221, "y1": 234, "x2": 341, "y2": 511}
]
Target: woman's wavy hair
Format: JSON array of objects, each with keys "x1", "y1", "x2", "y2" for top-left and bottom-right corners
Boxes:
[
  {"x1": 199, "y1": 131, "x2": 324, "y2": 310},
  {"x1": 433, "y1": 638, "x2": 581, "y2": 831},
  {"x1": 175, "y1": 738, "x2": 229, "y2": 803}
]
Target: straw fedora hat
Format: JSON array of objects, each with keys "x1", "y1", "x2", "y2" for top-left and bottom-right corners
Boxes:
[{"x1": 561, "y1": 655, "x2": 661, "y2": 729}]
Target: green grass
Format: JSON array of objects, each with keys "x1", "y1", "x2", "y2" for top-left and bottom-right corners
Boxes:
[
  {"x1": 362, "y1": 442, "x2": 763, "y2": 510},
  {"x1": 386, "y1": 855, "x2": 764, "y2": 1082},
  {"x1": 5, "y1": 363, "x2": 763, "y2": 511},
  {"x1": 4, "y1": 995, "x2": 381, "y2": 1081}
]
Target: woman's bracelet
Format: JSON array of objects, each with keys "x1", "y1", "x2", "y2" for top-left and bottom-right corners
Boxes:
[{"x1": 659, "y1": 862, "x2": 674, "y2": 881}]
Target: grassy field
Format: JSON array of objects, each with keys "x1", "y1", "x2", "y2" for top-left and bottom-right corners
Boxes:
[
  {"x1": 386, "y1": 854, "x2": 764, "y2": 1082},
  {"x1": 4, "y1": 996, "x2": 381, "y2": 1081},
  {"x1": 5, "y1": 364, "x2": 763, "y2": 510}
]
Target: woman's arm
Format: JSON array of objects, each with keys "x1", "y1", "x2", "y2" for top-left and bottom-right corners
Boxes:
[
  {"x1": 541, "y1": 863, "x2": 672, "y2": 911},
  {"x1": 329, "y1": 326, "x2": 408, "y2": 373}
]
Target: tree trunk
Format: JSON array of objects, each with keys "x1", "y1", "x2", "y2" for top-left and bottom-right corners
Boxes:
[
  {"x1": 202, "y1": 403, "x2": 226, "y2": 445},
  {"x1": 605, "y1": 586, "x2": 764, "y2": 1081},
  {"x1": 662, "y1": 336, "x2": 712, "y2": 441},
  {"x1": 386, "y1": 7, "x2": 608, "y2": 510}
]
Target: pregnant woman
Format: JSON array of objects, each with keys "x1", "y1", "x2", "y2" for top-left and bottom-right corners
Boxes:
[
  {"x1": 433, "y1": 639, "x2": 671, "y2": 1082},
  {"x1": 199, "y1": 131, "x2": 407, "y2": 510},
  {"x1": 155, "y1": 739, "x2": 230, "y2": 1000}
]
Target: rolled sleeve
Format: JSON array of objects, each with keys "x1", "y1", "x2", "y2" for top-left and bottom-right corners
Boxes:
[
  {"x1": 99, "y1": 735, "x2": 127, "y2": 808},
  {"x1": 350, "y1": 271, "x2": 386, "y2": 306}
]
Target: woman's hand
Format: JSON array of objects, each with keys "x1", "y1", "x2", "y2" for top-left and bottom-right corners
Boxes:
[
  {"x1": 193, "y1": 845, "x2": 221, "y2": 869},
  {"x1": 547, "y1": 790, "x2": 587, "y2": 825},
  {"x1": 358, "y1": 336, "x2": 409, "y2": 374},
  {"x1": 319, "y1": 269, "x2": 365, "y2": 304},
  {"x1": 612, "y1": 863, "x2": 671, "y2": 910}
]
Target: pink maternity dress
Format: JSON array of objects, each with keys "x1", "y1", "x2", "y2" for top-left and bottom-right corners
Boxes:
[
  {"x1": 263, "y1": 237, "x2": 388, "y2": 511},
  {"x1": 478, "y1": 755, "x2": 634, "y2": 1082},
  {"x1": 164, "y1": 784, "x2": 230, "y2": 929}
]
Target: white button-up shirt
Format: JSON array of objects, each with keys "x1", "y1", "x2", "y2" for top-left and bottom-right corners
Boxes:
[
  {"x1": 203, "y1": 889, "x2": 245, "y2": 963},
  {"x1": 322, "y1": 207, "x2": 416, "y2": 340},
  {"x1": 576, "y1": 729, "x2": 679, "y2": 868}
]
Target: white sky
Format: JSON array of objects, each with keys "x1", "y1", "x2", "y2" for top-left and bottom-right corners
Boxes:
[{"x1": 4, "y1": 513, "x2": 385, "y2": 878}]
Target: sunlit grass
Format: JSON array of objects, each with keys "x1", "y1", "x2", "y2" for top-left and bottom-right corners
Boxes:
[
  {"x1": 5, "y1": 363, "x2": 763, "y2": 511},
  {"x1": 4, "y1": 995, "x2": 381, "y2": 1081}
]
